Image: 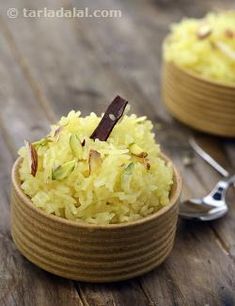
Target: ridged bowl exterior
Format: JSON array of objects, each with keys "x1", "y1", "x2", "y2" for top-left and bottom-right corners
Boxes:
[
  {"x1": 11, "y1": 156, "x2": 181, "y2": 282},
  {"x1": 162, "y1": 62, "x2": 235, "y2": 137}
]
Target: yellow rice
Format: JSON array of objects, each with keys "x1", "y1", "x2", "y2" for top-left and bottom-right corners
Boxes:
[
  {"x1": 18, "y1": 110, "x2": 173, "y2": 225},
  {"x1": 164, "y1": 11, "x2": 235, "y2": 84}
]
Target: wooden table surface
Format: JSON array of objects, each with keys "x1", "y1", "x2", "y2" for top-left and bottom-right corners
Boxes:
[{"x1": 1, "y1": 0, "x2": 235, "y2": 305}]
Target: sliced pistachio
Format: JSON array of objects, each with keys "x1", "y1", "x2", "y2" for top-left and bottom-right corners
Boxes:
[
  {"x1": 124, "y1": 162, "x2": 134, "y2": 174},
  {"x1": 129, "y1": 144, "x2": 150, "y2": 170},
  {"x1": 130, "y1": 143, "x2": 148, "y2": 158},
  {"x1": 52, "y1": 160, "x2": 76, "y2": 180},
  {"x1": 197, "y1": 24, "x2": 212, "y2": 40},
  {"x1": 89, "y1": 150, "x2": 102, "y2": 175},
  {"x1": 135, "y1": 154, "x2": 150, "y2": 170},
  {"x1": 25, "y1": 141, "x2": 38, "y2": 177},
  {"x1": 69, "y1": 134, "x2": 83, "y2": 159},
  {"x1": 33, "y1": 137, "x2": 52, "y2": 147},
  {"x1": 122, "y1": 163, "x2": 134, "y2": 190}
]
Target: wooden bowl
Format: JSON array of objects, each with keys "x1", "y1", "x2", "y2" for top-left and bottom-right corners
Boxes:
[
  {"x1": 11, "y1": 155, "x2": 182, "y2": 282},
  {"x1": 162, "y1": 61, "x2": 235, "y2": 137}
]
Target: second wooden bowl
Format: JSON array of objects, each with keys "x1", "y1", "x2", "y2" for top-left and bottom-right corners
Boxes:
[
  {"x1": 11, "y1": 155, "x2": 181, "y2": 282},
  {"x1": 162, "y1": 62, "x2": 235, "y2": 137}
]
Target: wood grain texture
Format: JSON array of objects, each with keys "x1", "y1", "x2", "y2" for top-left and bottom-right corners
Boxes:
[
  {"x1": 0, "y1": 0, "x2": 235, "y2": 305},
  {"x1": 163, "y1": 62, "x2": 235, "y2": 136},
  {"x1": 11, "y1": 156, "x2": 181, "y2": 282},
  {"x1": 0, "y1": 10, "x2": 83, "y2": 306}
]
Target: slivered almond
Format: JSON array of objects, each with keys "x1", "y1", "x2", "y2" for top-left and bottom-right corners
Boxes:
[
  {"x1": 53, "y1": 126, "x2": 63, "y2": 142},
  {"x1": 129, "y1": 143, "x2": 148, "y2": 158},
  {"x1": 88, "y1": 150, "x2": 102, "y2": 175},
  {"x1": 133, "y1": 152, "x2": 148, "y2": 158},
  {"x1": 225, "y1": 29, "x2": 235, "y2": 39},
  {"x1": 25, "y1": 141, "x2": 38, "y2": 177},
  {"x1": 133, "y1": 153, "x2": 151, "y2": 170},
  {"x1": 215, "y1": 41, "x2": 235, "y2": 61},
  {"x1": 197, "y1": 24, "x2": 212, "y2": 40}
]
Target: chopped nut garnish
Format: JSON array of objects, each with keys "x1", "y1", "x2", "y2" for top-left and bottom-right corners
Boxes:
[
  {"x1": 33, "y1": 137, "x2": 52, "y2": 147},
  {"x1": 130, "y1": 143, "x2": 148, "y2": 158},
  {"x1": 124, "y1": 162, "x2": 134, "y2": 173},
  {"x1": 69, "y1": 134, "x2": 83, "y2": 159},
  {"x1": 138, "y1": 152, "x2": 148, "y2": 158},
  {"x1": 48, "y1": 126, "x2": 63, "y2": 142},
  {"x1": 225, "y1": 29, "x2": 235, "y2": 39},
  {"x1": 137, "y1": 157, "x2": 151, "y2": 170},
  {"x1": 89, "y1": 150, "x2": 102, "y2": 175},
  {"x1": 25, "y1": 141, "x2": 38, "y2": 177},
  {"x1": 197, "y1": 24, "x2": 212, "y2": 40},
  {"x1": 132, "y1": 153, "x2": 150, "y2": 170},
  {"x1": 145, "y1": 161, "x2": 151, "y2": 170},
  {"x1": 215, "y1": 41, "x2": 235, "y2": 60},
  {"x1": 53, "y1": 126, "x2": 63, "y2": 142},
  {"x1": 52, "y1": 160, "x2": 76, "y2": 180}
]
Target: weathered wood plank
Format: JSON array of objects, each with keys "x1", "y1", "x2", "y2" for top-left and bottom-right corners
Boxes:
[
  {"x1": 0, "y1": 26, "x2": 84, "y2": 306},
  {"x1": 0, "y1": 1, "x2": 153, "y2": 305},
  {"x1": 193, "y1": 136, "x2": 235, "y2": 261},
  {"x1": 0, "y1": 133, "x2": 84, "y2": 306},
  {"x1": 0, "y1": 30, "x2": 50, "y2": 150},
  {"x1": 140, "y1": 219, "x2": 235, "y2": 306},
  {"x1": 77, "y1": 281, "x2": 150, "y2": 306},
  {"x1": 105, "y1": 0, "x2": 235, "y2": 303},
  {"x1": 64, "y1": 0, "x2": 235, "y2": 304},
  {"x1": 0, "y1": 0, "x2": 235, "y2": 305},
  {"x1": 123, "y1": 0, "x2": 235, "y2": 263}
]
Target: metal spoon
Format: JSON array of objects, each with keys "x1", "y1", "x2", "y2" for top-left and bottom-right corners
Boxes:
[
  {"x1": 179, "y1": 139, "x2": 235, "y2": 221},
  {"x1": 189, "y1": 137, "x2": 235, "y2": 188},
  {"x1": 189, "y1": 138, "x2": 229, "y2": 177}
]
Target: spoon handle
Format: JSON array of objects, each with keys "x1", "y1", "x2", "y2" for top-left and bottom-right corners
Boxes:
[{"x1": 189, "y1": 138, "x2": 229, "y2": 177}]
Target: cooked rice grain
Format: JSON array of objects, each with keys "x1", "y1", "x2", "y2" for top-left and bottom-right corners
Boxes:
[
  {"x1": 164, "y1": 11, "x2": 235, "y2": 84},
  {"x1": 19, "y1": 111, "x2": 173, "y2": 225}
]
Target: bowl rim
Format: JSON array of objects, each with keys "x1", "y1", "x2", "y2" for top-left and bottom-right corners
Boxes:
[
  {"x1": 12, "y1": 154, "x2": 182, "y2": 230},
  {"x1": 164, "y1": 59, "x2": 235, "y2": 90}
]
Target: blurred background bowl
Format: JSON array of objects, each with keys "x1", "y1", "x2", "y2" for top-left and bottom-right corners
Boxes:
[{"x1": 162, "y1": 61, "x2": 235, "y2": 137}]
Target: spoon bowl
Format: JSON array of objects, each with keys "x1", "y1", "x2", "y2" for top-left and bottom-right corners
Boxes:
[
  {"x1": 179, "y1": 167, "x2": 235, "y2": 221},
  {"x1": 179, "y1": 138, "x2": 235, "y2": 221},
  {"x1": 179, "y1": 175, "x2": 235, "y2": 221},
  {"x1": 180, "y1": 198, "x2": 228, "y2": 221}
]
